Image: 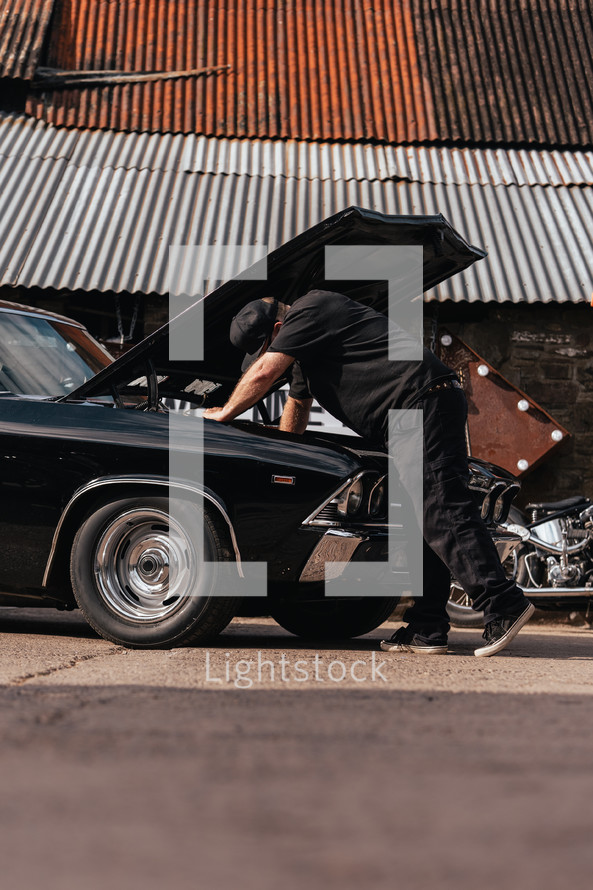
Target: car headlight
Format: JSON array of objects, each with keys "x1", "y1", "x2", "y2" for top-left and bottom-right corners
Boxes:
[
  {"x1": 368, "y1": 476, "x2": 386, "y2": 518},
  {"x1": 337, "y1": 477, "x2": 365, "y2": 517}
]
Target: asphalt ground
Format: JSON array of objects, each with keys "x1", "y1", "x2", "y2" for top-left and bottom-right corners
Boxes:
[{"x1": 1, "y1": 607, "x2": 592, "y2": 890}]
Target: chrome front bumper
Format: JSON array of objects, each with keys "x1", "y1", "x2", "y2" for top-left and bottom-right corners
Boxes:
[
  {"x1": 300, "y1": 527, "x2": 522, "y2": 585},
  {"x1": 299, "y1": 529, "x2": 369, "y2": 583}
]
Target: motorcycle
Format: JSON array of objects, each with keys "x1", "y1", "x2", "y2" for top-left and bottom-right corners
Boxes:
[{"x1": 448, "y1": 495, "x2": 593, "y2": 627}]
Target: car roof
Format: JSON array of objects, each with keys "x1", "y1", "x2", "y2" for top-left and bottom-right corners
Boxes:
[{"x1": 0, "y1": 299, "x2": 85, "y2": 328}]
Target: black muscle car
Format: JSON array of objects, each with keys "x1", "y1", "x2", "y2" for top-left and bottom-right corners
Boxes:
[{"x1": 0, "y1": 208, "x2": 521, "y2": 648}]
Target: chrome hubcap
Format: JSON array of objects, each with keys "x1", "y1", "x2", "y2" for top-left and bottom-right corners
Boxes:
[
  {"x1": 94, "y1": 508, "x2": 201, "y2": 623},
  {"x1": 133, "y1": 546, "x2": 170, "y2": 587}
]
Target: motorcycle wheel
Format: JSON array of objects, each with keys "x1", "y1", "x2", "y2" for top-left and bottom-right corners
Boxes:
[{"x1": 446, "y1": 581, "x2": 483, "y2": 628}]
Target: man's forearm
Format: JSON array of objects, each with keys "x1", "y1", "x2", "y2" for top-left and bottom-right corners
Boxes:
[
  {"x1": 204, "y1": 351, "x2": 294, "y2": 422},
  {"x1": 211, "y1": 368, "x2": 276, "y2": 421},
  {"x1": 279, "y1": 396, "x2": 313, "y2": 434}
]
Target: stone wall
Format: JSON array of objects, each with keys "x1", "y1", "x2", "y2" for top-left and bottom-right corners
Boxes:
[{"x1": 429, "y1": 301, "x2": 593, "y2": 506}]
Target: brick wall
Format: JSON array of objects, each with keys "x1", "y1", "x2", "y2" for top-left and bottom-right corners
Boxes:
[{"x1": 429, "y1": 302, "x2": 593, "y2": 506}]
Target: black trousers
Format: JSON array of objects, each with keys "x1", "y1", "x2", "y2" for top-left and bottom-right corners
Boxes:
[{"x1": 389, "y1": 386, "x2": 530, "y2": 641}]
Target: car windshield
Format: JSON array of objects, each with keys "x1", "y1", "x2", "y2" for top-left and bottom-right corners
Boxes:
[{"x1": 0, "y1": 313, "x2": 112, "y2": 396}]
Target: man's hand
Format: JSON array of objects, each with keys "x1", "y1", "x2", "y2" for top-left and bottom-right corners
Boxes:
[
  {"x1": 203, "y1": 351, "x2": 294, "y2": 423},
  {"x1": 203, "y1": 407, "x2": 229, "y2": 422}
]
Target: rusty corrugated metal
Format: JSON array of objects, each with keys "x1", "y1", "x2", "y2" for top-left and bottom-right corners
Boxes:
[
  {"x1": 25, "y1": 0, "x2": 435, "y2": 140},
  {"x1": 414, "y1": 0, "x2": 593, "y2": 147},
  {"x1": 1, "y1": 114, "x2": 592, "y2": 301},
  {"x1": 0, "y1": 0, "x2": 55, "y2": 79},
  {"x1": 20, "y1": 1, "x2": 593, "y2": 147}
]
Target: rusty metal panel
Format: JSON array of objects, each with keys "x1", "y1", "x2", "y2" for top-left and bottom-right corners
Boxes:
[
  {"x1": 24, "y1": 0, "x2": 436, "y2": 141},
  {"x1": 437, "y1": 332, "x2": 570, "y2": 477},
  {"x1": 413, "y1": 0, "x2": 593, "y2": 147},
  {"x1": 18, "y1": 1, "x2": 593, "y2": 146},
  {"x1": 0, "y1": 0, "x2": 55, "y2": 79}
]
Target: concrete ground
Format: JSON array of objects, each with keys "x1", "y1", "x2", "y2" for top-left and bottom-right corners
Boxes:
[{"x1": 1, "y1": 607, "x2": 592, "y2": 890}]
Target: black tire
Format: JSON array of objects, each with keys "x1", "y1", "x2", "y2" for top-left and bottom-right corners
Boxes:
[
  {"x1": 70, "y1": 496, "x2": 239, "y2": 648},
  {"x1": 270, "y1": 595, "x2": 400, "y2": 640}
]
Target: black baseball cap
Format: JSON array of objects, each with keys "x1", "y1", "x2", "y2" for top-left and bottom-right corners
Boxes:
[{"x1": 230, "y1": 299, "x2": 278, "y2": 371}]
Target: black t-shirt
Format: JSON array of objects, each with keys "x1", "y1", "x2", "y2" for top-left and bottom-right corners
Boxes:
[{"x1": 268, "y1": 289, "x2": 455, "y2": 443}]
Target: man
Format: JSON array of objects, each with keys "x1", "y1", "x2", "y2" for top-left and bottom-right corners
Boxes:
[{"x1": 204, "y1": 291, "x2": 534, "y2": 657}]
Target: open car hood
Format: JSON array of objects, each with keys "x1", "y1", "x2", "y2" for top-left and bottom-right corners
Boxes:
[{"x1": 68, "y1": 207, "x2": 486, "y2": 403}]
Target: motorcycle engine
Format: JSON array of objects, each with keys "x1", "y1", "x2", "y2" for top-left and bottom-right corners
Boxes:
[
  {"x1": 533, "y1": 518, "x2": 563, "y2": 547},
  {"x1": 535, "y1": 514, "x2": 593, "y2": 586},
  {"x1": 546, "y1": 555, "x2": 584, "y2": 586}
]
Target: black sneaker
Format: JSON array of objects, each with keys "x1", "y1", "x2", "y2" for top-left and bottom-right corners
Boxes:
[
  {"x1": 380, "y1": 626, "x2": 448, "y2": 655},
  {"x1": 474, "y1": 602, "x2": 535, "y2": 657}
]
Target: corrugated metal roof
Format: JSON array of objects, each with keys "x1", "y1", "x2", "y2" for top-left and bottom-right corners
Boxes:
[
  {"x1": 18, "y1": 1, "x2": 593, "y2": 148},
  {"x1": 25, "y1": 0, "x2": 433, "y2": 141},
  {"x1": 415, "y1": 0, "x2": 593, "y2": 147},
  {"x1": 417, "y1": 182, "x2": 593, "y2": 304},
  {"x1": 3, "y1": 113, "x2": 593, "y2": 187},
  {"x1": 0, "y1": 0, "x2": 55, "y2": 79},
  {"x1": 0, "y1": 116, "x2": 591, "y2": 303}
]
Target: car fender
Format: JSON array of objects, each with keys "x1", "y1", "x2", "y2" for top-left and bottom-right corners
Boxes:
[{"x1": 43, "y1": 474, "x2": 243, "y2": 588}]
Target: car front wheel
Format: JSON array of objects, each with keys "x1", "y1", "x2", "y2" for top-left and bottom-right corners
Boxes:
[
  {"x1": 70, "y1": 496, "x2": 238, "y2": 648},
  {"x1": 271, "y1": 594, "x2": 400, "y2": 639}
]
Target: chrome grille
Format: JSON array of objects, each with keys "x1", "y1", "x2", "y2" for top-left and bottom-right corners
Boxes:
[{"x1": 312, "y1": 500, "x2": 340, "y2": 524}]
